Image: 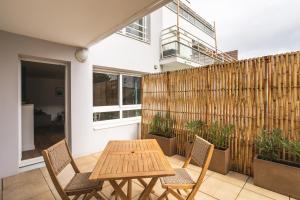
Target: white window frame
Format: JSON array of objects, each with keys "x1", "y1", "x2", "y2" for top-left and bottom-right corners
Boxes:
[
  {"x1": 118, "y1": 15, "x2": 151, "y2": 43},
  {"x1": 93, "y1": 72, "x2": 142, "y2": 130}
]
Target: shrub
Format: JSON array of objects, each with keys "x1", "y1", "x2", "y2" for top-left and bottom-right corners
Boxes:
[
  {"x1": 208, "y1": 122, "x2": 234, "y2": 150},
  {"x1": 149, "y1": 112, "x2": 174, "y2": 138},
  {"x1": 256, "y1": 129, "x2": 285, "y2": 161},
  {"x1": 185, "y1": 120, "x2": 205, "y2": 142}
]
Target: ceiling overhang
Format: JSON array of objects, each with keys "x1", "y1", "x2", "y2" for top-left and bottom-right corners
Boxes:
[{"x1": 0, "y1": 0, "x2": 171, "y2": 47}]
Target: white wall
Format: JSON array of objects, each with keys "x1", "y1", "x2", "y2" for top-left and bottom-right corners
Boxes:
[
  {"x1": 90, "y1": 10, "x2": 162, "y2": 73},
  {"x1": 0, "y1": 9, "x2": 162, "y2": 179},
  {"x1": 0, "y1": 30, "x2": 92, "y2": 178}
]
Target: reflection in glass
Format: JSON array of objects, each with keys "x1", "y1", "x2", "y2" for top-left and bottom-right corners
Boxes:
[
  {"x1": 93, "y1": 111, "x2": 120, "y2": 122},
  {"x1": 93, "y1": 73, "x2": 119, "y2": 106},
  {"x1": 123, "y1": 109, "x2": 141, "y2": 118},
  {"x1": 122, "y1": 76, "x2": 141, "y2": 105}
]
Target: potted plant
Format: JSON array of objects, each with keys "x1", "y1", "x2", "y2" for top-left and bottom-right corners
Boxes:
[
  {"x1": 253, "y1": 129, "x2": 300, "y2": 199},
  {"x1": 146, "y1": 112, "x2": 176, "y2": 156},
  {"x1": 207, "y1": 122, "x2": 234, "y2": 174},
  {"x1": 184, "y1": 120, "x2": 205, "y2": 160}
]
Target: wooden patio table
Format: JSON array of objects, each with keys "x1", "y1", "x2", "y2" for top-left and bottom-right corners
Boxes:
[{"x1": 89, "y1": 139, "x2": 175, "y2": 200}]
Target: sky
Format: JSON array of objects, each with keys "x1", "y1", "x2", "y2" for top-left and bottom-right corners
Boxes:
[{"x1": 189, "y1": 0, "x2": 300, "y2": 59}]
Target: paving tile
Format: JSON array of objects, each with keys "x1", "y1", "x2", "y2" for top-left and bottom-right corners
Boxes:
[
  {"x1": 101, "y1": 180, "x2": 153, "y2": 199},
  {"x1": 3, "y1": 169, "x2": 54, "y2": 200},
  {"x1": 211, "y1": 171, "x2": 248, "y2": 187},
  {"x1": 75, "y1": 155, "x2": 98, "y2": 172},
  {"x1": 200, "y1": 176, "x2": 242, "y2": 200},
  {"x1": 236, "y1": 189, "x2": 274, "y2": 200},
  {"x1": 186, "y1": 164, "x2": 215, "y2": 177},
  {"x1": 195, "y1": 192, "x2": 218, "y2": 200},
  {"x1": 166, "y1": 155, "x2": 185, "y2": 167},
  {"x1": 90, "y1": 151, "x2": 102, "y2": 160},
  {"x1": 244, "y1": 178, "x2": 289, "y2": 200},
  {"x1": 40, "y1": 167, "x2": 64, "y2": 200}
]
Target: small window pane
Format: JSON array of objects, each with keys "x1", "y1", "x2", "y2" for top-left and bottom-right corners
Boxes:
[
  {"x1": 123, "y1": 109, "x2": 141, "y2": 118},
  {"x1": 122, "y1": 76, "x2": 141, "y2": 105},
  {"x1": 93, "y1": 111, "x2": 120, "y2": 122},
  {"x1": 93, "y1": 73, "x2": 119, "y2": 106}
]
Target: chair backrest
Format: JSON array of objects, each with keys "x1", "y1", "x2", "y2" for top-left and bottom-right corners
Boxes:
[
  {"x1": 183, "y1": 136, "x2": 214, "y2": 200},
  {"x1": 42, "y1": 139, "x2": 79, "y2": 200}
]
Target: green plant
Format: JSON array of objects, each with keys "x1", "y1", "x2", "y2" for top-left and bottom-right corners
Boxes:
[
  {"x1": 208, "y1": 122, "x2": 234, "y2": 150},
  {"x1": 149, "y1": 112, "x2": 174, "y2": 138},
  {"x1": 185, "y1": 120, "x2": 205, "y2": 142},
  {"x1": 256, "y1": 129, "x2": 285, "y2": 161},
  {"x1": 287, "y1": 140, "x2": 300, "y2": 159}
]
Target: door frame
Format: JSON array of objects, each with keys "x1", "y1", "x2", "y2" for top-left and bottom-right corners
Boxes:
[{"x1": 18, "y1": 55, "x2": 71, "y2": 168}]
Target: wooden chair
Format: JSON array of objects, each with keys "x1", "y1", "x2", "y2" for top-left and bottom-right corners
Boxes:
[
  {"x1": 158, "y1": 136, "x2": 214, "y2": 200},
  {"x1": 42, "y1": 140, "x2": 105, "y2": 200}
]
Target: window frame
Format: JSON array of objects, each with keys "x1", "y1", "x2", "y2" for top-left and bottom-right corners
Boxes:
[
  {"x1": 93, "y1": 71, "x2": 142, "y2": 129},
  {"x1": 118, "y1": 15, "x2": 151, "y2": 43}
]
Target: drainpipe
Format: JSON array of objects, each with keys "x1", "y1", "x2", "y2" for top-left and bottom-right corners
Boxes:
[{"x1": 177, "y1": 0, "x2": 180, "y2": 56}]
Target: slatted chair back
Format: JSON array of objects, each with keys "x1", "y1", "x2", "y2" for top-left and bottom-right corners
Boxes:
[
  {"x1": 42, "y1": 139, "x2": 80, "y2": 200},
  {"x1": 183, "y1": 136, "x2": 214, "y2": 200}
]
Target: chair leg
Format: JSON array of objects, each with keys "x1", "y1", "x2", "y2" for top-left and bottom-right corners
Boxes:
[
  {"x1": 83, "y1": 192, "x2": 93, "y2": 200},
  {"x1": 169, "y1": 189, "x2": 185, "y2": 200},
  {"x1": 72, "y1": 194, "x2": 82, "y2": 200},
  {"x1": 158, "y1": 190, "x2": 169, "y2": 200},
  {"x1": 93, "y1": 191, "x2": 106, "y2": 200}
]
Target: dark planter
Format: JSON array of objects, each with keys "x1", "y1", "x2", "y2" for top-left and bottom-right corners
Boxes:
[
  {"x1": 146, "y1": 133, "x2": 176, "y2": 156},
  {"x1": 185, "y1": 142, "x2": 230, "y2": 174},
  {"x1": 253, "y1": 156, "x2": 300, "y2": 199}
]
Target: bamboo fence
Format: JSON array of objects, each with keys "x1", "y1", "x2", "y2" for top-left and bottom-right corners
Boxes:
[{"x1": 141, "y1": 52, "x2": 300, "y2": 175}]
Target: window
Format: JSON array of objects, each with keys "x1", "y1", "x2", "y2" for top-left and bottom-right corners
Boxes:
[
  {"x1": 118, "y1": 16, "x2": 150, "y2": 43},
  {"x1": 93, "y1": 73, "x2": 119, "y2": 106},
  {"x1": 122, "y1": 75, "x2": 141, "y2": 105},
  {"x1": 93, "y1": 71, "x2": 142, "y2": 123}
]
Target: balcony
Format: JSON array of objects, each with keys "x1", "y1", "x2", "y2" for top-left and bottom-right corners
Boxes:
[{"x1": 160, "y1": 25, "x2": 237, "y2": 71}]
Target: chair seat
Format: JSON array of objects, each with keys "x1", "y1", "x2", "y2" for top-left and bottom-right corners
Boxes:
[
  {"x1": 65, "y1": 172, "x2": 102, "y2": 195},
  {"x1": 160, "y1": 168, "x2": 195, "y2": 189}
]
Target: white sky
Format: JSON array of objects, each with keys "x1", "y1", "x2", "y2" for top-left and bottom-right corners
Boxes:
[{"x1": 189, "y1": 0, "x2": 300, "y2": 59}]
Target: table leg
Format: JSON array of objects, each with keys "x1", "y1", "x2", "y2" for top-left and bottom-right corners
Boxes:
[
  {"x1": 127, "y1": 179, "x2": 132, "y2": 200},
  {"x1": 137, "y1": 179, "x2": 156, "y2": 195},
  {"x1": 138, "y1": 177, "x2": 158, "y2": 200},
  {"x1": 109, "y1": 180, "x2": 129, "y2": 200},
  {"x1": 111, "y1": 179, "x2": 127, "y2": 196}
]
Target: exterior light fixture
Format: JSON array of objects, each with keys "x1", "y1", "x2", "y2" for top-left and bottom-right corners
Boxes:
[{"x1": 75, "y1": 48, "x2": 89, "y2": 63}]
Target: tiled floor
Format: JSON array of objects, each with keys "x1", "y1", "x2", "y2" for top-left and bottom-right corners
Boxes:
[{"x1": 1, "y1": 153, "x2": 295, "y2": 200}]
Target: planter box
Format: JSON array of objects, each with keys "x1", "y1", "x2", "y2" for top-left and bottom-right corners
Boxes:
[
  {"x1": 185, "y1": 142, "x2": 230, "y2": 174},
  {"x1": 146, "y1": 133, "x2": 176, "y2": 156},
  {"x1": 253, "y1": 157, "x2": 300, "y2": 199},
  {"x1": 209, "y1": 148, "x2": 230, "y2": 175}
]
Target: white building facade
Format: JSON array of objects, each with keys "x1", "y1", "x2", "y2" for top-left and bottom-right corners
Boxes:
[{"x1": 0, "y1": 1, "x2": 224, "y2": 178}]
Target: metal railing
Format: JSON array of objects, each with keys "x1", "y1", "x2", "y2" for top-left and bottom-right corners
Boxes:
[{"x1": 160, "y1": 25, "x2": 237, "y2": 66}]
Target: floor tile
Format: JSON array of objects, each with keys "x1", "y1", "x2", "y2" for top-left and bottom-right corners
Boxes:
[
  {"x1": 90, "y1": 151, "x2": 102, "y2": 160},
  {"x1": 236, "y1": 189, "x2": 273, "y2": 200},
  {"x1": 244, "y1": 178, "x2": 289, "y2": 200},
  {"x1": 40, "y1": 167, "x2": 63, "y2": 199},
  {"x1": 101, "y1": 180, "x2": 149, "y2": 199},
  {"x1": 75, "y1": 155, "x2": 98, "y2": 172},
  {"x1": 200, "y1": 176, "x2": 242, "y2": 200},
  {"x1": 3, "y1": 169, "x2": 54, "y2": 200},
  {"x1": 211, "y1": 171, "x2": 248, "y2": 187},
  {"x1": 195, "y1": 192, "x2": 218, "y2": 200}
]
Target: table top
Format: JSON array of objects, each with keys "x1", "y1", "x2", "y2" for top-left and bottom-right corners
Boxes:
[{"x1": 89, "y1": 139, "x2": 175, "y2": 181}]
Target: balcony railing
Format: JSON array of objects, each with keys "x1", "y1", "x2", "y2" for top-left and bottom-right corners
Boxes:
[{"x1": 160, "y1": 25, "x2": 237, "y2": 66}]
